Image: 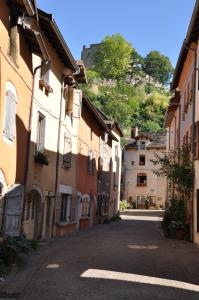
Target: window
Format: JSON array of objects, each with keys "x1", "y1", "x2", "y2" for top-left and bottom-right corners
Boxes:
[
  {"x1": 115, "y1": 145, "x2": 119, "y2": 159},
  {"x1": 88, "y1": 150, "x2": 95, "y2": 175},
  {"x1": 81, "y1": 196, "x2": 90, "y2": 218},
  {"x1": 139, "y1": 155, "x2": 145, "y2": 166},
  {"x1": 3, "y1": 82, "x2": 17, "y2": 141},
  {"x1": 98, "y1": 157, "x2": 103, "y2": 180},
  {"x1": 90, "y1": 128, "x2": 93, "y2": 141},
  {"x1": 131, "y1": 161, "x2": 135, "y2": 166},
  {"x1": 140, "y1": 141, "x2": 146, "y2": 150},
  {"x1": 36, "y1": 114, "x2": 46, "y2": 152},
  {"x1": 63, "y1": 135, "x2": 72, "y2": 168},
  {"x1": 60, "y1": 194, "x2": 71, "y2": 222},
  {"x1": 104, "y1": 132, "x2": 108, "y2": 144},
  {"x1": 137, "y1": 173, "x2": 147, "y2": 186}
]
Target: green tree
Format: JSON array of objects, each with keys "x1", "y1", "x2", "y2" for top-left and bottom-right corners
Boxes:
[
  {"x1": 143, "y1": 51, "x2": 174, "y2": 85},
  {"x1": 94, "y1": 34, "x2": 132, "y2": 80}
]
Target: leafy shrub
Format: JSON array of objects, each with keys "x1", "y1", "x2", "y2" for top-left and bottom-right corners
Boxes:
[
  {"x1": 119, "y1": 200, "x2": 129, "y2": 211},
  {"x1": 162, "y1": 198, "x2": 187, "y2": 237},
  {"x1": 111, "y1": 211, "x2": 122, "y2": 222},
  {"x1": 0, "y1": 235, "x2": 38, "y2": 275}
]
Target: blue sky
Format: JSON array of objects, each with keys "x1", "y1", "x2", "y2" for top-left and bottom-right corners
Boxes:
[{"x1": 37, "y1": 0, "x2": 196, "y2": 67}]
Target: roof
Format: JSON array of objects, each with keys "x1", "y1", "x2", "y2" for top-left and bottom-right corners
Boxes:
[
  {"x1": 82, "y1": 95, "x2": 119, "y2": 142},
  {"x1": 96, "y1": 107, "x2": 124, "y2": 137},
  {"x1": 171, "y1": 0, "x2": 199, "y2": 90},
  {"x1": 125, "y1": 132, "x2": 166, "y2": 150},
  {"x1": 38, "y1": 9, "x2": 78, "y2": 71}
]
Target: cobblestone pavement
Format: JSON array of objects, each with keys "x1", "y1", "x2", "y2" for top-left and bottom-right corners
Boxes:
[{"x1": 1, "y1": 210, "x2": 199, "y2": 300}]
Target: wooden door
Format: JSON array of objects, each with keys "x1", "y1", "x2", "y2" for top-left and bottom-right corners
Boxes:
[{"x1": 3, "y1": 184, "x2": 24, "y2": 237}]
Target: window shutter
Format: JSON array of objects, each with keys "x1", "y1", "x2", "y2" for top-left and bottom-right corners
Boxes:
[
  {"x1": 38, "y1": 117, "x2": 46, "y2": 152},
  {"x1": 194, "y1": 122, "x2": 199, "y2": 160},
  {"x1": 10, "y1": 91, "x2": 17, "y2": 141},
  {"x1": 4, "y1": 90, "x2": 16, "y2": 140}
]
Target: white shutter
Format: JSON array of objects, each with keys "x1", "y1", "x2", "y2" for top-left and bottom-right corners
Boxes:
[
  {"x1": 37, "y1": 115, "x2": 46, "y2": 152},
  {"x1": 10, "y1": 91, "x2": 17, "y2": 141},
  {"x1": 40, "y1": 118, "x2": 46, "y2": 151},
  {"x1": 3, "y1": 90, "x2": 16, "y2": 140}
]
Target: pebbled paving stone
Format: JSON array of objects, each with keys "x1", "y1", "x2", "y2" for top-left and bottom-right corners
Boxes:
[{"x1": 1, "y1": 210, "x2": 199, "y2": 300}]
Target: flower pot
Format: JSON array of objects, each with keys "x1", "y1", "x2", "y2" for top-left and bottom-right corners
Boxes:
[
  {"x1": 176, "y1": 229, "x2": 185, "y2": 240},
  {"x1": 168, "y1": 229, "x2": 176, "y2": 239}
]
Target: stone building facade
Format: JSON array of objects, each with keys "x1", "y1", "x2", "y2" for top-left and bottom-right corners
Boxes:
[
  {"x1": 81, "y1": 44, "x2": 101, "y2": 69},
  {"x1": 124, "y1": 132, "x2": 167, "y2": 209}
]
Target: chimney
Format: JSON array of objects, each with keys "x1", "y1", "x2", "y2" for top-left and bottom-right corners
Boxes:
[{"x1": 131, "y1": 126, "x2": 139, "y2": 139}]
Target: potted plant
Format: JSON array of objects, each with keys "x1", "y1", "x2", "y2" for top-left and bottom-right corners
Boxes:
[{"x1": 175, "y1": 221, "x2": 186, "y2": 240}]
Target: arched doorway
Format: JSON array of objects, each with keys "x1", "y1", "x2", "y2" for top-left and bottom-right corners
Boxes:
[{"x1": 23, "y1": 190, "x2": 43, "y2": 240}]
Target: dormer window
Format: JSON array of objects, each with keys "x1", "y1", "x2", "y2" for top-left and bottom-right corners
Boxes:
[{"x1": 140, "y1": 141, "x2": 146, "y2": 150}]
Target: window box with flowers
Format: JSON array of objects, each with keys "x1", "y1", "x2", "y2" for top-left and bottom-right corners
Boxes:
[{"x1": 34, "y1": 151, "x2": 49, "y2": 166}]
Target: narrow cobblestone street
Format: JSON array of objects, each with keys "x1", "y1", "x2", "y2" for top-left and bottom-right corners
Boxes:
[{"x1": 1, "y1": 210, "x2": 199, "y2": 300}]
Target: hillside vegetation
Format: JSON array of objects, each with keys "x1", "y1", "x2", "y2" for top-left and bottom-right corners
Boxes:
[{"x1": 82, "y1": 34, "x2": 173, "y2": 135}]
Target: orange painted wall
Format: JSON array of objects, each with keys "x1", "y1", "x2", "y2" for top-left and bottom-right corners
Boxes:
[
  {"x1": 76, "y1": 105, "x2": 101, "y2": 197},
  {"x1": 0, "y1": 1, "x2": 33, "y2": 187}
]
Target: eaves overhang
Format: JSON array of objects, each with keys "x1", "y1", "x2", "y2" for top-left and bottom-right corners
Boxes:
[
  {"x1": 171, "y1": 0, "x2": 199, "y2": 90},
  {"x1": 38, "y1": 9, "x2": 78, "y2": 71}
]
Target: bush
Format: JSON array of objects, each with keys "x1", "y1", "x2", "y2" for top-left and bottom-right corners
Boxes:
[
  {"x1": 119, "y1": 200, "x2": 129, "y2": 211},
  {"x1": 0, "y1": 235, "x2": 38, "y2": 276},
  {"x1": 111, "y1": 211, "x2": 122, "y2": 222},
  {"x1": 162, "y1": 198, "x2": 187, "y2": 238}
]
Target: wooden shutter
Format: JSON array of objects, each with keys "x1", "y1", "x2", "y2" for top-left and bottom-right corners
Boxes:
[
  {"x1": 3, "y1": 90, "x2": 16, "y2": 141},
  {"x1": 197, "y1": 189, "x2": 199, "y2": 233},
  {"x1": 70, "y1": 195, "x2": 76, "y2": 222},
  {"x1": 194, "y1": 122, "x2": 199, "y2": 160},
  {"x1": 3, "y1": 184, "x2": 24, "y2": 237}
]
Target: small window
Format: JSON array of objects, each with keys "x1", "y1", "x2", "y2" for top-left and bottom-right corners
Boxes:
[
  {"x1": 60, "y1": 194, "x2": 71, "y2": 222},
  {"x1": 90, "y1": 128, "x2": 93, "y2": 141},
  {"x1": 98, "y1": 157, "x2": 103, "y2": 180},
  {"x1": 63, "y1": 135, "x2": 72, "y2": 168},
  {"x1": 81, "y1": 196, "x2": 90, "y2": 218},
  {"x1": 115, "y1": 145, "x2": 119, "y2": 159},
  {"x1": 140, "y1": 141, "x2": 146, "y2": 150},
  {"x1": 131, "y1": 161, "x2": 135, "y2": 166},
  {"x1": 139, "y1": 155, "x2": 145, "y2": 166},
  {"x1": 88, "y1": 150, "x2": 95, "y2": 175},
  {"x1": 36, "y1": 113, "x2": 46, "y2": 153},
  {"x1": 137, "y1": 174, "x2": 147, "y2": 186}
]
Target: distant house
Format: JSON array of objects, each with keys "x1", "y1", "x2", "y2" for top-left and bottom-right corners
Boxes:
[{"x1": 124, "y1": 130, "x2": 167, "y2": 209}]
